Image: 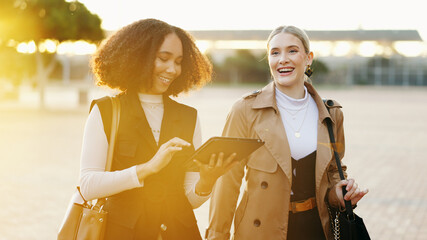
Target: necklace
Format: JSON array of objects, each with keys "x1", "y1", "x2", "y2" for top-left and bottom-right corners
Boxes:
[
  {"x1": 281, "y1": 100, "x2": 309, "y2": 138},
  {"x1": 279, "y1": 100, "x2": 309, "y2": 120}
]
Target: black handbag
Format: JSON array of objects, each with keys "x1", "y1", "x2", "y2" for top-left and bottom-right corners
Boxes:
[{"x1": 324, "y1": 101, "x2": 370, "y2": 240}]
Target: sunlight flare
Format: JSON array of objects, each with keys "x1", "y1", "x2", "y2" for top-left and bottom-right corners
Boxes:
[
  {"x1": 16, "y1": 41, "x2": 36, "y2": 54},
  {"x1": 57, "y1": 40, "x2": 97, "y2": 55},
  {"x1": 394, "y1": 41, "x2": 426, "y2": 57}
]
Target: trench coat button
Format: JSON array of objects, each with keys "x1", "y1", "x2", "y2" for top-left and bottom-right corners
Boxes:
[
  {"x1": 261, "y1": 181, "x2": 268, "y2": 189},
  {"x1": 160, "y1": 224, "x2": 167, "y2": 231},
  {"x1": 254, "y1": 219, "x2": 261, "y2": 227},
  {"x1": 326, "y1": 100, "x2": 334, "y2": 107}
]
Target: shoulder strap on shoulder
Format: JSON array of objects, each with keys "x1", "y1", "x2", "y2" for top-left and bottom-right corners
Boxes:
[
  {"x1": 90, "y1": 96, "x2": 121, "y2": 207},
  {"x1": 90, "y1": 96, "x2": 114, "y2": 142},
  {"x1": 324, "y1": 111, "x2": 354, "y2": 217},
  {"x1": 106, "y1": 96, "x2": 120, "y2": 171}
]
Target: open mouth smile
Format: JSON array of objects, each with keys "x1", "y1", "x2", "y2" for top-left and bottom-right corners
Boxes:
[
  {"x1": 159, "y1": 76, "x2": 172, "y2": 84},
  {"x1": 277, "y1": 67, "x2": 294, "y2": 74}
]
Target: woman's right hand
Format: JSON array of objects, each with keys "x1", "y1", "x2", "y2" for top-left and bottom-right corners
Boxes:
[
  {"x1": 136, "y1": 137, "x2": 190, "y2": 181},
  {"x1": 329, "y1": 178, "x2": 368, "y2": 209}
]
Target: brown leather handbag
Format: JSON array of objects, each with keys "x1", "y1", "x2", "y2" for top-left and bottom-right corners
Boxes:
[{"x1": 58, "y1": 96, "x2": 121, "y2": 240}]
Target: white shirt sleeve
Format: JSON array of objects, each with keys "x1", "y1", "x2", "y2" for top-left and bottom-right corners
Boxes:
[
  {"x1": 184, "y1": 114, "x2": 211, "y2": 208},
  {"x1": 80, "y1": 105, "x2": 208, "y2": 206},
  {"x1": 79, "y1": 104, "x2": 143, "y2": 201}
]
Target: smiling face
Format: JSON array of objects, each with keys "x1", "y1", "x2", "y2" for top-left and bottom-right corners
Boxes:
[
  {"x1": 147, "y1": 33, "x2": 183, "y2": 95},
  {"x1": 268, "y1": 32, "x2": 313, "y2": 98}
]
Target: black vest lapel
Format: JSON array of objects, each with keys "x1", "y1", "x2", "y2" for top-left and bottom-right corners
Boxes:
[
  {"x1": 124, "y1": 92, "x2": 158, "y2": 150},
  {"x1": 158, "y1": 95, "x2": 183, "y2": 146}
]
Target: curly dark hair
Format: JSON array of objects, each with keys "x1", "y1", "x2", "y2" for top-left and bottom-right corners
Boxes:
[{"x1": 91, "y1": 18, "x2": 212, "y2": 96}]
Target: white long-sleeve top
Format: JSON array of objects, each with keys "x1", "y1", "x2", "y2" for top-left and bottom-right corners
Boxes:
[
  {"x1": 78, "y1": 94, "x2": 209, "y2": 208},
  {"x1": 275, "y1": 86, "x2": 319, "y2": 160}
]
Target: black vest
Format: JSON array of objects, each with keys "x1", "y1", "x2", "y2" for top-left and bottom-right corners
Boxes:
[
  {"x1": 290, "y1": 151, "x2": 317, "y2": 201},
  {"x1": 288, "y1": 151, "x2": 325, "y2": 240},
  {"x1": 92, "y1": 92, "x2": 201, "y2": 239}
]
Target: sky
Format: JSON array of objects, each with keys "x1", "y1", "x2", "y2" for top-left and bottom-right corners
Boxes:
[{"x1": 78, "y1": 0, "x2": 427, "y2": 41}]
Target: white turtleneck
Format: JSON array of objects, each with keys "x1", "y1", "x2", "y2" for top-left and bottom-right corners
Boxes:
[
  {"x1": 275, "y1": 86, "x2": 318, "y2": 160},
  {"x1": 139, "y1": 93, "x2": 164, "y2": 142},
  {"x1": 78, "y1": 94, "x2": 208, "y2": 208}
]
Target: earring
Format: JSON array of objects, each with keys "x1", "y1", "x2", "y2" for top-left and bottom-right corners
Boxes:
[{"x1": 305, "y1": 65, "x2": 313, "y2": 77}]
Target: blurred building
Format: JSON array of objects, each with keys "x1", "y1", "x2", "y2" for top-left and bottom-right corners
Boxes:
[
  {"x1": 58, "y1": 29, "x2": 426, "y2": 86},
  {"x1": 189, "y1": 29, "x2": 427, "y2": 86}
]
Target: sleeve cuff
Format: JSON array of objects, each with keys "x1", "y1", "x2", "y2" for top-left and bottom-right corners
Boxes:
[
  {"x1": 187, "y1": 184, "x2": 210, "y2": 208},
  {"x1": 131, "y1": 166, "x2": 144, "y2": 187}
]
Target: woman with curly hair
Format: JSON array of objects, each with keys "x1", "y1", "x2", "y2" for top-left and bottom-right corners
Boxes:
[{"x1": 79, "y1": 18, "x2": 236, "y2": 240}]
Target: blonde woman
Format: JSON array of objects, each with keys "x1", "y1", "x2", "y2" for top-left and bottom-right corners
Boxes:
[{"x1": 207, "y1": 26, "x2": 368, "y2": 240}]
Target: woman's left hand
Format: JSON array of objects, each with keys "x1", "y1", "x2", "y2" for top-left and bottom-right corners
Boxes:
[
  {"x1": 332, "y1": 178, "x2": 369, "y2": 208},
  {"x1": 193, "y1": 152, "x2": 237, "y2": 195}
]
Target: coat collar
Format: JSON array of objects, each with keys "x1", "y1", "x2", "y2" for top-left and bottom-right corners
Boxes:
[
  {"x1": 304, "y1": 82, "x2": 334, "y2": 124},
  {"x1": 252, "y1": 81, "x2": 333, "y2": 124},
  {"x1": 251, "y1": 81, "x2": 335, "y2": 185},
  {"x1": 252, "y1": 81, "x2": 278, "y2": 112}
]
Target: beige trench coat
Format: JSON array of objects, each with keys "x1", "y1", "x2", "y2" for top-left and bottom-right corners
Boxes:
[{"x1": 206, "y1": 82, "x2": 347, "y2": 240}]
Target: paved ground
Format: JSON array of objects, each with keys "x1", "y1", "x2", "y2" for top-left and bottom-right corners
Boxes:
[{"x1": 0, "y1": 84, "x2": 426, "y2": 239}]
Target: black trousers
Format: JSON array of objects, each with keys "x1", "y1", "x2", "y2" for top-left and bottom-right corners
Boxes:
[{"x1": 287, "y1": 207, "x2": 326, "y2": 240}]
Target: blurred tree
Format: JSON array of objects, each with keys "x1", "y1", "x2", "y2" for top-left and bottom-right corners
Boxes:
[
  {"x1": 0, "y1": 45, "x2": 36, "y2": 86},
  {"x1": 218, "y1": 49, "x2": 270, "y2": 84},
  {"x1": 211, "y1": 51, "x2": 331, "y2": 85},
  {"x1": 0, "y1": 0, "x2": 104, "y2": 107},
  {"x1": 310, "y1": 59, "x2": 329, "y2": 84},
  {"x1": 311, "y1": 59, "x2": 329, "y2": 74}
]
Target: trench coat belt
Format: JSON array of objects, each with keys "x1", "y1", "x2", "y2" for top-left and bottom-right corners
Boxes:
[{"x1": 289, "y1": 197, "x2": 317, "y2": 213}]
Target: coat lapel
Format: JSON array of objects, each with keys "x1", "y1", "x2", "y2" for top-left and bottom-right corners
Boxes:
[
  {"x1": 254, "y1": 112, "x2": 292, "y2": 183},
  {"x1": 253, "y1": 82, "x2": 292, "y2": 184},
  {"x1": 305, "y1": 82, "x2": 334, "y2": 193},
  {"x1": 315, "y1": 120, "x2": 333, "y2": 192},
  {"x1": 252, "y1": 82, "x2": 336, "y2": 187}
]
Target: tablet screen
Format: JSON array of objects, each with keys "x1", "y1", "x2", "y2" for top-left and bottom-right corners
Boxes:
[{"x1": 190, "y1": 137, "x2": 264, "y2": 163}]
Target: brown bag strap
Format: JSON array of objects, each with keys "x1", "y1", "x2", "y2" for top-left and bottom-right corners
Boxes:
[
  {"x1": 92, "y1": 96, "x2": 121, "y2": 211},
  {"x1": 105, "y1": 96, "x2": 120, "y2": 171}
]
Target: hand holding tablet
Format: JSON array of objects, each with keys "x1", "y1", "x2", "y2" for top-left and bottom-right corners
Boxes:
[
  {"x1": 191, "y1": 137, "x2": 265, "y2": 196},
  {"x1": 190, "y1": 137, "x2": 265, "y2": 164}
]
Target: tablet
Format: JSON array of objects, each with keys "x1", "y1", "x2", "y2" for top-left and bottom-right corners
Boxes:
[{"x1": 190, "y1": 137, "x2": 264, "y2": 164}]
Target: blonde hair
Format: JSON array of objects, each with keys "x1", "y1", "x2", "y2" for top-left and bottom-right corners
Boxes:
[{"x1": 267, "y1": 25, "x2": 311, "y2": 54}]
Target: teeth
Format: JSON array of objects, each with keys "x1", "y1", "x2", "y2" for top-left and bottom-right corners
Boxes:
[
  {"x1": 278, "y1": 68, "x2": 293, "y2": 73},
  {"x1": 160, "y1": 77, "x2": 171, "y2": 83}
]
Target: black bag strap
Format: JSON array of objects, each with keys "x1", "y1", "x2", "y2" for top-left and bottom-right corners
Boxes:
[{"x1": 323, "y1": 99, "x2": 355, "y2": 220}]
